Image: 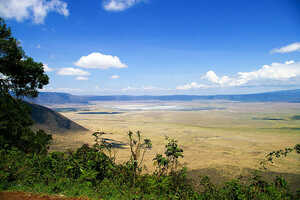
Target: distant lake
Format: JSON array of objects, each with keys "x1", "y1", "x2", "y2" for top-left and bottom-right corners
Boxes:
[
  {"x1": 107, "y1": 104, "x2": 226, "y2": 111},
  {"x1": 54, "y1": 107, "x2": 86, "y2": 112},
  {"x1": 77, "y1": 112, "x2": 123, "y2": 115},
  {"x1": 178, "y1": 107, "x2": 226, "y2": 111}
]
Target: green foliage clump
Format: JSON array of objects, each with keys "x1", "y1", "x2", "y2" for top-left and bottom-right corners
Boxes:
[
  {"x1": 154, "y1": 136, "x2": 184, "y2": 177},
  {"x1": 0, "y1": 17, "x2": 52, "y2": 154},
  {"x1": 1, "y1": 132, "x2": 298, "y2": 199},
  {"x1": 0, "y1": 133, "x2": 194, "y2": 199},
  {"x1": 260, "y1": 144, "x2": 300, "y2": 170},
  {"x1": 0, "y1": 18, "x2": 48, "y2": 98}
]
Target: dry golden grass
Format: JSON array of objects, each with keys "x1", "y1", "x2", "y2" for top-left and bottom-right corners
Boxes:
[{"x1": 49, "y1": 101, "x2": 300, "y2": 182}]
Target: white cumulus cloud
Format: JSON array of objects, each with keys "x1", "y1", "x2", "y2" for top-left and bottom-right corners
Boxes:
[
  {"x1": 75, "y1": 52, "x2": 127, "y2": 69},
  {"x1": 103, "y1": 0, "x2": 143, "y2": 11},
  {"x1": 176, "y1": 82, "x2": 209, "y2": 90},
  {"x1": 0, "y1": 0, "x2": 69, "y2": 24},
  {"x1": 235, "y1": 61, "x2": 300, "y2": 84},
  {"x1": 111, "y1": 75, "x2": 120, "y2": 79},
  {"x1": 43, "y1": 64, "x2": 53, "y2": 72},
  {"x1": 57, "y1": 67, "x2": 90, "y2": 76},
  {"x1": 204, "y1": 60, "x2": 300, "y2": 87},
  {"x1": 178, "y1": 61, "x2": 300, "y2": 90},
  {"x1": 271, "y1": 42, "x2": 300, "y2": 54},
  {"x1": 122, "y1": 86, "x2": 169, "y2": 92},
  {"x1": 203, "y1": 71, "x2": 232, "y2": 86}
]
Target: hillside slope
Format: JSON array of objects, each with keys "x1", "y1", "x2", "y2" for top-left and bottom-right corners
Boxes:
[{"x1": 28, "y1": 103, "x2": 88, "y2": 134}]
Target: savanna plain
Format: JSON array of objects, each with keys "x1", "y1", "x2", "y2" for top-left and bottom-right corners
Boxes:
[{"x1": 49, "y1": 101, "x2": 300, "y2": 187}]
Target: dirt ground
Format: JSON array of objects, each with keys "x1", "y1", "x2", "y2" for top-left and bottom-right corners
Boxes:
[{"x1": 0, "y1": 192, "x2": 89, "y2": 200}]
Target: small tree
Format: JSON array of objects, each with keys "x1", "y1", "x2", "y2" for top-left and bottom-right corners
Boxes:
[
  {"x1": 153, "y1": 136, "x2": 184, "y2": 177},
  {"x1": 92, "y1": 131, "x2": 116, "y2": 160},
  {"x1": 128, "y1": 131, "x2": 152, "y2": 176}
]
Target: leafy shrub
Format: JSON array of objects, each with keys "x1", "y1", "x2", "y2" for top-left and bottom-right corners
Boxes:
[{"x1": 153, "y1": 136, "x2": 184, "y2": 177}]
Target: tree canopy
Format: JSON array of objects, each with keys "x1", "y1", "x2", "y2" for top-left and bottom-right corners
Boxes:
[
  {"x1": 0, "y1": 18, "x2": 51, "y2": 153},
  {"x1": 0, "y1": 18, "x2": 48, "y2": 98}
]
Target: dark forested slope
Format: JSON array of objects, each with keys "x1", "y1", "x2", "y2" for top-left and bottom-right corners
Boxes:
[{"x1": 28, "y1": 103, "x2": 88, "y2": 133}]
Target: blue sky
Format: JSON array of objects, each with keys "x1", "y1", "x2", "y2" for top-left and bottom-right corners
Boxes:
[{"x1": 1, "y1": 0, "x2": 300, "y2": 95}]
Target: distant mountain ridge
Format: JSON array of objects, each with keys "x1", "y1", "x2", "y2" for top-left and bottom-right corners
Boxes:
[
  {"x1": 25, "y1": 92, "x2": 89, "y2": 104},
  {"x1": 26, "y1": 89, "x2": 300, "y2": 105}
]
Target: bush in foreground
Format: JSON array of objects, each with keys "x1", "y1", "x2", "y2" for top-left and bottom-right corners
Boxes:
[{"x1": 1, "y1": 131, "x2": 299, "y2": 200}]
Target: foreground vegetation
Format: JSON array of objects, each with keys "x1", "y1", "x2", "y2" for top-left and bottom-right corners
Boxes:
[
  {"x1": 1, "y1": 130, "x2": 300, "y2": 199},
  {"x1": 1, "y1": 17, "x2": 300, "y2": 199}
]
